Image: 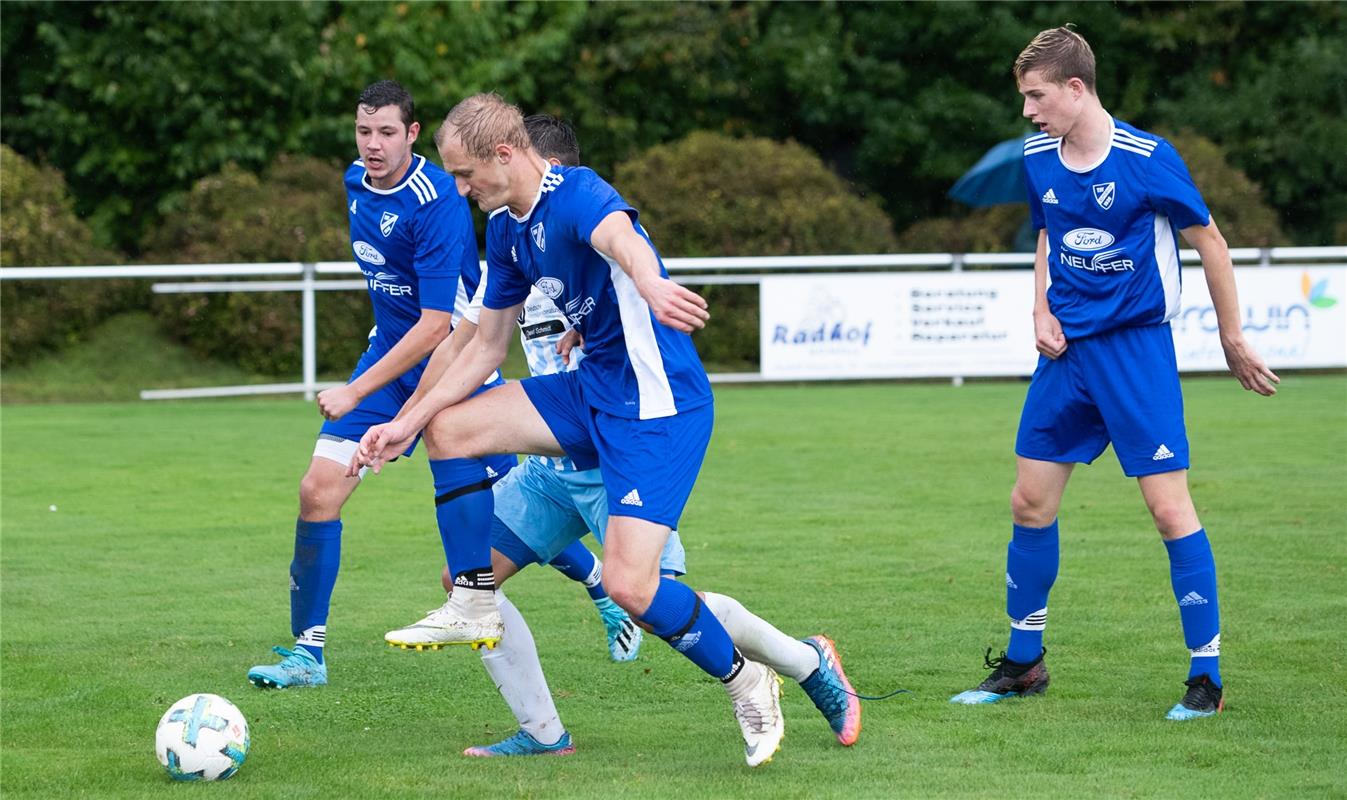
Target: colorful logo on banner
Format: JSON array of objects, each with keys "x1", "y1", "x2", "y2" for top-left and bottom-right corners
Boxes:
[{"x1": 1303, "y1": 272, "x2": 1338, "y2": 309}]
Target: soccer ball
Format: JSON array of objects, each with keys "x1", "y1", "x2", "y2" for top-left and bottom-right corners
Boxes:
[{"x1": 154, "y1": 693, "x2": 250, "y2": 781}]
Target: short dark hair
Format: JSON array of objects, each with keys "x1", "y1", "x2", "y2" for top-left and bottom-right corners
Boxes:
[
  {"x1": 1014, "y1": 25, "x2": 1096, "y2": 93},
  {"x1": 357, "y1": 80, "x2": 415, "y2": 129},
  {"x1": 524, "y1": 114, "x2": 580, "y2": 166}
]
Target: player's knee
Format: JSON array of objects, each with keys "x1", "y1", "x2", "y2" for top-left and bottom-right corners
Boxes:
[
  {"x1": 602, "y1": 571, "x2": 656, "y2": 617},
  {"x1": 1010, "y1": 484, "x2": 1054, "y2": 526},
  {"x1": 298, "y1": 471, "x2": 344, "y2": 520},
  {"x1": 1149, "y1": 500, "x2": 1200, "y2": 539},
  {"x1": 423, "y1": 413, "x2": 477, "y2": 460}
]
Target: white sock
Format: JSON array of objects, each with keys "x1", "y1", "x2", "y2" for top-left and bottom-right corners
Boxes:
[
  {"x1": 703, "y1": 592, "x2": 819, "y2": 683},
  {"x1": 452, "y1": 586, "x2": 497, "y2": 617},
  {"x1": 479, "y1": 592, "x2": 566, "y2": 746}
]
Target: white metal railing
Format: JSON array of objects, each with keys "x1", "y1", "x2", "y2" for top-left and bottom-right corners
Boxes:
[{"x1": 3, "y1": 246, "x2": 1343, "y2": 399}]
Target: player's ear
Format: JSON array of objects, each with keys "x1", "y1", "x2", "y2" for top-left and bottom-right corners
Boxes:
[
  {"x1": 406, "y1": 121, "x2": 421, "y2": 144},
  {"x1": 495, "y1": 143, "x2": 512, "y2": 165}
]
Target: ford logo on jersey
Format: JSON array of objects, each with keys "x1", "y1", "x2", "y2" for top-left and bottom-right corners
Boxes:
[
  {"x1": 1062, "y1": 228, "x2": 1115, "y2": 252},
  {"x1": 353, "y1": 240, "x2": 386, "y2": 266},
  {"x1": 536, "y1": 277, "x2": 564, "y2": 299}
]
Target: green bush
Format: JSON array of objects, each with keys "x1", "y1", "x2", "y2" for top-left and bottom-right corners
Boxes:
[
  {"x1": 141, "y1": 155, "x2": 367, "y2": 376},
  {"x1": 1161, "y1": 130, "x2": 1285, "y2": 247},
  {"x1": 614, "y1": 132, "x2": 897, "y2": 368},
  {"x1": 895, "y1": 205, "x2": 1030, "y2": 255},
  {"x1": 0, "y1": 145, "x2": 138, "y2": 367}
]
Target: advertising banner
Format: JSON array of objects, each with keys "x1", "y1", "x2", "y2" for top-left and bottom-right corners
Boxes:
[{"x1": 759, "y1": 267, "x2": 1346, "y2": 380}]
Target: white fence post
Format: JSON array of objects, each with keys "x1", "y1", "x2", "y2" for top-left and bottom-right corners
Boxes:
[{"x1": 302, "y1": 262, "x2": 317, "y2": 401}]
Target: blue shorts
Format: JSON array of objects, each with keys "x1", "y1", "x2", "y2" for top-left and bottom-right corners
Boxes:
[
  {"x1": 491, "y1": 456, "x2": 688, "y2": 575},
  {"x1": 318, "y1": 345, "x2": 506, "y2": 459},
  {"x1": 319, "y1": 346, "x2": 426, "y2": 458},
  {"x1": 1016, "y1": 323, "x2": 1189, "y2": 477},
  {"x1": 520, "y1": 370, "x2": 714, "y2": 529}
]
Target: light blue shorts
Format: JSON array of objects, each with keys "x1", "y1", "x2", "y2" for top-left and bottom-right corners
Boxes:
[{"x1": 492, "y1": 455, "x2": 688, "y2": 575}]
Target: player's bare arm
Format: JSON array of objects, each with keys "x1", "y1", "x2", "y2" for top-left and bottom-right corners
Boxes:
[
  {"x1": 589, "y1": 211, "x2": 709, "y2": 333},
  {"x1": 348, "y1": 303, "x2": 520, "y2": 475},
  {"x1": 317, "y1": 308, "x2": 452, "y2": 420},
  {"x1": 1181, "y1": 219, "x2": 1280, "y2": 396},
  {"x1": 1030, "y1": 229, "x2": 1067, "y2": 359}
]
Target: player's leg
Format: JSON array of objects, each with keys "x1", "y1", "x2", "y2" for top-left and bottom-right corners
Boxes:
[
  {"x1": 558, "y1": 468, "x2": 644, "y2": 661},
  {"x1": 953, "y1": 347, "x2": 1107, "y2": 705},
  {"x1": 700, "y1": 591, "x2": 861, "y2": 746},
  {"x1": 1139, "y1": 470, "x2": 1223, "y2": 719},
  {"x1": 1092, "y1": 324, "x2": 1222, "y2": 719},
  {"x1": 412, "y1": 381, "x2": 565, "y2": 648},
  {"x1": 247, "y1": 447, "x2": 362, "y2": 689}
]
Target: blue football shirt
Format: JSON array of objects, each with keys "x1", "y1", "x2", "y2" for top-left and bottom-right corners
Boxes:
[
  {"x1": 345, "y1": 154, "x2": 478, "y2": 354},
  {"x1": 1023, "y1": 119, "x2": 1211, "y2": 339},
  {"x1": 482, "y1": 166, "x2": 712, "y2": 420}
]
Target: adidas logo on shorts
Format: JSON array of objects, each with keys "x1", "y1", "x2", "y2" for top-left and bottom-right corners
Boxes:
[
  {"x1": 1152, "y1": 444, "x2": 1175, "y2": 461},
  {"x1": 619, "y1": 489, "x2": 643, "y2": 507}
]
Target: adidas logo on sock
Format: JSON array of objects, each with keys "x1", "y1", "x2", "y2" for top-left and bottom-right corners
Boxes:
[
  {"x1": 1179, "y1": 591, "x2": 1209, "y2": 606},
  {"x1": 1006, "y1": 572, "x2": 1018, "y2": 589},
  {"x1": 619, "y1": 488, "x2": 643, "y2": 507},
  {"x1": 1152, "y1": 443, "x2": 1175, "y2": 461},
  {"x1": 673, "y1": 631, "x2": 702, "y2": 652},
  {"x1": 1190, "y1": 633, "x2": 1221, "y2": 656},
  {"x1": 1042, "y1": 188, "x2": 1059, "y2": 204}
]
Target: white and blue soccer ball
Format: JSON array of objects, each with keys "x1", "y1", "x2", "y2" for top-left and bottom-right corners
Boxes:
[{"x1": 154, "y1": 693, "x2": 250, "y2": 781}]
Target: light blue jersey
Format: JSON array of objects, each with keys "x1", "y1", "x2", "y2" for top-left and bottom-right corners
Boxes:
[
  {"x1": 482, "y1": 166, "x2": 712, "y2": 420},
  {"x1": 517, "y1": 287, "x2": 583, "y2": 472},
  {"x1": 345, "y1": 154, "x2": 478, "y2": 355},
  {"x1": 1023, "y1": 119, "x2": 1210, "y2": 340}
]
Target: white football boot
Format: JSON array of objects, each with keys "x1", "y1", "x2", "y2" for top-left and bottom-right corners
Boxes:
[
  {"x1": 725, "y1": 659, "x2": 785, "y2": 767},
  {"x1": 384, "y1": 589, "x2": 503, "y2": 650}
]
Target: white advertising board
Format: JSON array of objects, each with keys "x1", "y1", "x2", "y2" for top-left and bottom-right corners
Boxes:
[{"x1": 759, "y1": 267, "x2": 1346, "y2": 380}]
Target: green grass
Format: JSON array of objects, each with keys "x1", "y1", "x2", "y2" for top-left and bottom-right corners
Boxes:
[{"x1": 2, "y1": 376, "x2": 1345, "y2": 798}]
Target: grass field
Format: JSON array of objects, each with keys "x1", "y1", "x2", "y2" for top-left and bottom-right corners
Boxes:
[{"x1": 2, "y1": 376, "x2": 1344, "y2": 798}]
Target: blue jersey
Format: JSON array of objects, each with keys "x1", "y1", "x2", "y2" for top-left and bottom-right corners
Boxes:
[
  {"x1": 1023, "y1": 119, "x2": 1210, "y2": 339},
  {"x1": 482, "y1": 166, "x2": 712, "y2": 420},
  {"x1": 346, "y1": 154, "x2": 478, "y2": 354}
]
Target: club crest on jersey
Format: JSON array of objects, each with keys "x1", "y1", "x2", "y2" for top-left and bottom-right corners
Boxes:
[
  {"x1": 536, "y1": 277, "x2": 564, "y2": 299},
  {"x1": 380, "y1": 211, "x2": 399, "y2": 237},
  {"x1": 1093, "y1": 182, "x2": 1116, "y2": 211},
  {"x1": 530, "y1": 222, "x2": 546, "y2": 252},
  {"x1": 353, "y1": 240, "x2": 386, "y2": 266}
]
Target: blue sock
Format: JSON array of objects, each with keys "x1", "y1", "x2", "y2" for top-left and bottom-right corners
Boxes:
[
  {"x1": 1006, "y1": 520, "x2": 1059, "y2": 664},
  {"x1": 639, "y1": 578, "x2": 740, "y2": 680},
  {"x1": 290, "y1": 518, "x2": 341, "y2": 664},
  {"x1": 431, "y1": 458, "x2": 495, "y2": 589},
  {"x1": 1164, "y1": 529, "x2": 1221, "y2": 687},
  {"x1": 549, "y1": 541, "x2": 606, "y2": 601}
]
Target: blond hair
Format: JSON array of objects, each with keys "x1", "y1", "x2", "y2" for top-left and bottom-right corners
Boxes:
[
  {"x1": 1014, "y1": 25, "x2": 1096, "y2": 92},
  {"x1": 435, "y1": 93, "x2": 531, "y2": 159}
]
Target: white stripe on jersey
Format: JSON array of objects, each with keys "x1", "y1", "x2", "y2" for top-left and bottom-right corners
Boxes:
[
  {"x1": 1153, "y1": 214, "x2": 1182, "y2": 322},
  {"x1": 1112, "y1": 128, "x2": 1157, "y2": 149},
  {"x1": 1111, "y1": 140, "x2": 1155, "y2": 158},
  {"x1": 411, "y1": 172, "x2": 439, "y2": 202},
  {"x1": 408, "y1": 175, "x2": 429, "y2": 204},
  {"x1": 1025, "y1": 140, "x2": 1061, "y2": 157},
  {"x1": 596, "y1": 249, "x2": 677, "y2": 419}
]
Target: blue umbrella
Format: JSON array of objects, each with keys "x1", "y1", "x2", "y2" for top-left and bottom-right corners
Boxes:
[{"x1": 948, "y1": 136, "x2": 1030, "y2": 207}]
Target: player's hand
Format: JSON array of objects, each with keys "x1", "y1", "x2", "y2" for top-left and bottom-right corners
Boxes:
[
  {"x1": 317, "y1": 385, "x2": 361, "y2": 421},
  {"x1": 347, "y1": 421, "x2": 414, "y2": 476},
  {"x1": 556, "y1": 329, "x2": 584, "y2": 365},
  {"x1": 1221, "y1": 334, "x2": 1280, "y2": 396},
  {"x1": 636, "y1": 275, "x2": 710, "y2": 333},
  {"x1": 1033, "y1": 310, "x2": 1068, "y2": 359}
]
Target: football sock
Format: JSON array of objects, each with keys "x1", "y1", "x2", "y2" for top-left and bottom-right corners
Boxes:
[
  {"x1": 480, "y1": 592, "x2": 566, "y2": 746},
  {"x1": 1005, "y1": 520, "x2": 1059, "y2": 664},
  {"x1": 702, "y1": 591, "x2": 818, "y2": 682},
  {"x1": 290, "y1": 518, "x2": 341, "y2": 664},
  {"x1": 430, "y1": 458, "x2": 495, "y2": 589},
  {"x1": 639, "y1": 578, "x2": 740, "y2": 680},
  {"x1": 549, "y1": 541, "x2": 607, "y2": 601},
  {"x1": 1164, "y1": 528, "x2": 1221, "y2": 687}
]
